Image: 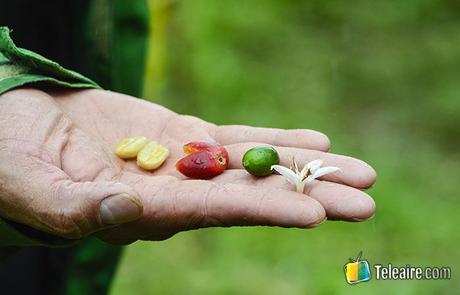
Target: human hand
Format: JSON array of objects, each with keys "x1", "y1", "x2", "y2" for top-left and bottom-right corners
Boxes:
[{"x1": 0, "y1": 88, "x2": 376, "y2": 244}]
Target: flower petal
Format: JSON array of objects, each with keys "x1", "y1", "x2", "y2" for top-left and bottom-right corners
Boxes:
[
  {"x1": 271, "y1": 165, "x2": 299, "y2": 184},
  {"x1": 307, "y1": 159, "x2": 323, "y2": 174},
  {"x1": 299, "y1": 163, "x2": 309, "y2": 180},
  {"x1": 311, "y1": 166, "x2": 340, "y2": 180}
]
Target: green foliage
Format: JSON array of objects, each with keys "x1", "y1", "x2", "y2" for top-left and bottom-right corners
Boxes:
[{"x1": 112, "y1": 1, "x2": 460, "y2": 294}]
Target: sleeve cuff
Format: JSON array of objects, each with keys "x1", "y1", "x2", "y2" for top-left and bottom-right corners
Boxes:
[{"x1": 0, "y1": 218, "x2": 78, "y2": 248}]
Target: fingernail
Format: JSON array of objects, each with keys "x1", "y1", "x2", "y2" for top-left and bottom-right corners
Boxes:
[
  {"x1": 311, "y1": 217, "x2": 328, "y2": 228},
  {"x1": 100, "y1": 193, "x2": 143, "y2": 225},
  {"x1": 351, "y1": 213, "x2": 376, "y2": 222}
]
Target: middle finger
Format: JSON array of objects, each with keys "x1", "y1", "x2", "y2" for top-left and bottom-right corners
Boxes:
[{"x1": 225, "y1": 142, "x2": 377, "y2": 189}]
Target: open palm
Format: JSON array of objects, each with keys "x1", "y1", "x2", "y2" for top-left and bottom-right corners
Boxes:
[{"x1": 0, "y1": 88, "x2": 376, "y2": 245}]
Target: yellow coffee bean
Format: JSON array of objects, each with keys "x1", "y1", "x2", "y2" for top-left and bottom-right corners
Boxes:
[
  {"x1": 115, "y1": 136, "x2": 148, "y2": 159},
  {"x1": 137, "y1": 141, "x2": 170, "y2": 170}
]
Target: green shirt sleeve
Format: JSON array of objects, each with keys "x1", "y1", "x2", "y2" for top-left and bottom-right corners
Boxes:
[
  {"x1": 0, "y1": 218, "x2": 77, "y2": 248},
  {"x1": 0, "y1": 219, "x2": 45, "y2": 247},
  {"x1": 0, "y1": 26, "x2": 101, "y2": 95},
  {"x1": 0, "y1": 26, "x2": 96, "y2": 247}
]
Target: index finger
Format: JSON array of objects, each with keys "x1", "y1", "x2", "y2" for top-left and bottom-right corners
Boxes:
[{"x1": 226, "y1": 142, "x2": 377, "y2": 189}]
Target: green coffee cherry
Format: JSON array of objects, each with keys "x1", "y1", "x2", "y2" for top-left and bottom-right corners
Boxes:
[{"x1": 242, "y1": 145, "x2": 280, "y2": 176}]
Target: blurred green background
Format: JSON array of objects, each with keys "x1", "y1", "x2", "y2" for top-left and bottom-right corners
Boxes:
[{"x1": 111, "y1": 1, "x2": 460, "y2": 294}]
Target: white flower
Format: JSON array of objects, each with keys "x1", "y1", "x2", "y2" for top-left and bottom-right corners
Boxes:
[{"x1": 271, "y1": 158, "x2": 340, "y2": 193}]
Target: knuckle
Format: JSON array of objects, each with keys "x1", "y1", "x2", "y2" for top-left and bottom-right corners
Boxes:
[
  {"x1": 48, "y1": 210, "x2": 85, "y2": 239},
  {"x1": 46, "y1": 183, "x2": 87, "y2": 239},
  {"x1": 53, "y1": 227, "x2": 82, "y2": 239},
  {"x1": 173, "y1": 184, "x2": 207, "y2": 229},
  {"x1": 198, "y1": 183, "x2": 236, "y2": 228},
  {"x1": 169, "y1": 180, "x2": 218, "y2": 230},
  {"x1": 195, "y1": 182, "x2": 220, "y2": 228}
]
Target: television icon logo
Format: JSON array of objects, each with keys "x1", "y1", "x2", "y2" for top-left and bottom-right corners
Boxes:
[{"x1": 344, "y1": 252, "x2": 371, "y2": 285}]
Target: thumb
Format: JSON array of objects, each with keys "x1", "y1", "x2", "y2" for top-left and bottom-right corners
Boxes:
[{"x1": 48, "y1": 179, "x2": 143, "y2": 239}]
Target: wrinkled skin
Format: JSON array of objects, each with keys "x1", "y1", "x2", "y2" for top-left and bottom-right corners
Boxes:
[{"x1": 0, "y1": 88, "x2": 376, "y2": 244}]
